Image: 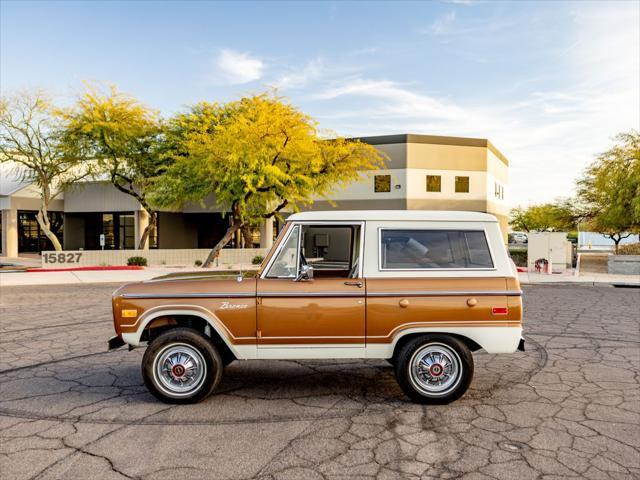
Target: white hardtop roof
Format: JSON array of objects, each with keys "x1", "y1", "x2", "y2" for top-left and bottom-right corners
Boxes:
[{"x1": 288, "y1": 210, "x2": 498, "y2": 222}]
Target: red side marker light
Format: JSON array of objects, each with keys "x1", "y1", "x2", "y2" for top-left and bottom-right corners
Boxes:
[{"x1": 492, "y1": 307, "x2": 508, "y2": 315}]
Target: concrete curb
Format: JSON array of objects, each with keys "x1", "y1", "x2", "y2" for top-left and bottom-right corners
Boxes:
[{"x1": 521, "y1": 281, "x2": 639, "y2": 288}]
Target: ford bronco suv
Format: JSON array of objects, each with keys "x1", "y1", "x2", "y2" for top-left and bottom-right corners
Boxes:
[{"x1": 109, "y1": 211, "x2": 524, "y2": 404}]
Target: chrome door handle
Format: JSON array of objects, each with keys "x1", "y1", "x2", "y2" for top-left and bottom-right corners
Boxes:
[{"x1": 344, "y1": 281, "x2": 363, "y2": 288}]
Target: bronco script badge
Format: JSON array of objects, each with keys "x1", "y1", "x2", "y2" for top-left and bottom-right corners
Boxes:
[{"x1": 219, "y1": 301, "x2": 249, "y2": 310}]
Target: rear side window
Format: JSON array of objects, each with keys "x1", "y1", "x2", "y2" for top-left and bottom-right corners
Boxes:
[{"x1": 380, "y1": 229, "x2": 494, "y2": 270}]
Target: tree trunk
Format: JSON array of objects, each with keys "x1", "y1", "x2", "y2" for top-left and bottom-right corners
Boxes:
[
  {"x1": 201, "y1": 199, "x2": 287, "y2": 268},
  {"x1": 203, "y1": 220, "x2": 244, "y2": 267},
  {"x1": 36, "y1": 209, "x2": 62, "y2": 252},
  {"x1": 613, "y1": 237, "x2": 621, "y2": 255},
  {"x1": 242, "y1": 225, "x2": 253, "y2": 248},
  {"x1": 137, "y1": 210, "x2": 157, "y2": 249}
]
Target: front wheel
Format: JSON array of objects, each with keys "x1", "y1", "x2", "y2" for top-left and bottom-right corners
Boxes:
[
  {"x1": 395, "y1": 335, "x2": 474, "y2": 404},
  {"x1": 142, "y1": 327, "x2": 223, "y2": 404}
]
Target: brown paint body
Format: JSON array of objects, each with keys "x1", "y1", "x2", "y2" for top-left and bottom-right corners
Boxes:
[{"x1": 112, "y1": 273, "x2": 522, "y2": 347}]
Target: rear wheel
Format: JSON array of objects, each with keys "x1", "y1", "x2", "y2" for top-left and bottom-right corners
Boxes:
[
  {"x1": 395, "y1": 335, "x2": 473, "y2": 404},
  {"x1": 142, "y1": 327, "x2": 223, "y2": 404}
]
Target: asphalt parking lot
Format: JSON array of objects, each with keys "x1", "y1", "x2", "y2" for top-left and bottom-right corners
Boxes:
[{"x1": 0, "y1": 283, "x2": 638, "y2": 480}]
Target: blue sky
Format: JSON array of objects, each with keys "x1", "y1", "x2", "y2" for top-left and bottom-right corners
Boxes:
[{"x1": 2, "y1": 0, "x2": 639, "y2": 206}]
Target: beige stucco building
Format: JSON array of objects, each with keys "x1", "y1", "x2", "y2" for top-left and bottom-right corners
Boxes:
[
  {"x1": 1, "y1": 133, "x2": 509, "y2": 257},
  {"x1": 311, "y1": 134, "x2": 509, "y2": 236}
]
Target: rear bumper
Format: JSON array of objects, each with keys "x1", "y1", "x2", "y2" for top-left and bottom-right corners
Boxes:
[{"x1": 108, "y1": 335, "x2": 125, "y2": 350}]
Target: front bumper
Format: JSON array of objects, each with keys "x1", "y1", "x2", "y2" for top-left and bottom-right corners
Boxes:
[{"x1": 108, "y1": 335, "x2": 125, "y2": 350}]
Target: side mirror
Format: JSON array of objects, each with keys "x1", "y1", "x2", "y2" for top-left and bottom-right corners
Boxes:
[{"x1": 295, "y1": 264, "x2": 314, "y2": 281}]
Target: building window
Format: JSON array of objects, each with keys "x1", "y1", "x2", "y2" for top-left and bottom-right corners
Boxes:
[
  {"x1": 374, "y1": 174, "x2": 391, "y2": 193},
  {"x1": 118, "y1": 214, "x2": 135, "y2": 249},
  {"x1": 426, "y1": 175, "x2": 442, "y2": 192},
  {"x1": 17, "y1": 211, "x2": 64, "y2": 252},
  {"x1": 93, "y1": 213, "x2": 135, "y2": 250},
  {"x1": 455, "y1": 176, "x2": 470, "y2": 193},
  {"x1": 102, "y1": 214, "x2": 115, "y2": 249}
]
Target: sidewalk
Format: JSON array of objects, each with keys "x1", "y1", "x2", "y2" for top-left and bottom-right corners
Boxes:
[
  {"x1": 0, "y1": 264, "x2": 258, "y2": 287},
  {"x1": 519, "y1": 271, "x2": 639, "y2": 286},
  {"x1": 0, "y1": 267, "x2": 188, "y2": 287}
]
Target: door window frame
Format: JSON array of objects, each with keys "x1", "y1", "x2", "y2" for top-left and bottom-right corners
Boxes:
[
  {"x1": 263, "y1": 224, "x2": 302, "y2": 279},
  {"x1": 260, "y1": 221, "x2": 366, "y2": 280}
]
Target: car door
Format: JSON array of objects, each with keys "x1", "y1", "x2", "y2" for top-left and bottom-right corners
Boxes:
[{"x1": 256, "y1": 222, "x2": 366, "y2": 358}]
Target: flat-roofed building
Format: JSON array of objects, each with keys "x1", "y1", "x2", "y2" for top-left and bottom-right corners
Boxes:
[
  {"x1": 1, "y1": 133, "x2": 510, "y2": 256},
  {"x1": 0, "y1": 167, "x2": 64, "y2": 258},
  {"x1": 314, "y1": 134, "x2": 509, "y2": 238}
]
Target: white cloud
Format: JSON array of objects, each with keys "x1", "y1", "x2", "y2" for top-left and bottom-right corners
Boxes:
[
  {"x1": 215, "y1": 49, "x2": 264, "y2": 84},
  {"x1": 427, "y1": 11, "x2": 456, "y2": 36},
  {"x1": 275, "y1": 58, "x2": 325, "y2": 89},
  {"x1": 313, "y1": 79, "x2": 481, "y2": 126}
]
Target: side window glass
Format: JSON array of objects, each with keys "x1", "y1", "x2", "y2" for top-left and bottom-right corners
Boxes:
[
  {"x1": 463, "y1": 231, "x2": 493, "y2": 267},
  {"x1": 266, "y1": 225, "x2": 300, "y2": 278},
  {"x1": 380, "y1": 230, "x2": 493, "y2": 269},
  {"x1": 301, "y1": 224, "x2": 362, "y2": 278}
]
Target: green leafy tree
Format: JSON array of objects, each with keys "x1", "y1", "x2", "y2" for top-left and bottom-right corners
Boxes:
[
  {"x1": 60, "y1": 85, "x2": 165, "y2": 249},
  {"x1": 153, "y1": 92, "x2": 386, "y2": 267},
  {"x1": 577, "y1": 131, "x2": 640, "y2": 253},
  {"x1": 0, "y1": 91, "x2": 90, "y2": 251},
  {"x1": 509, "y1": 200, "x2": 577, "y2": 232}
]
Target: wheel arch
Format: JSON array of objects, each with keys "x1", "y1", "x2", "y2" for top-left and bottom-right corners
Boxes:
[
  {"x1": 391, "y1": 331, "x2": 482, "y2": 361},
  {"x1": 386, "y1": 325, "x2": 523, "y2": 358},
  {"x1": 123, "y1": 307, "x2": 240, "y2": 360}
]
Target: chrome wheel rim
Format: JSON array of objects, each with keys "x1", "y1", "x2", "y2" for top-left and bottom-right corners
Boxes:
[
  {"x1": 153, "y1": 343, "x2": 206, "y2": 397},
  {"x1": 408, "y1": 343, "x2": 462, "y2": 397}
]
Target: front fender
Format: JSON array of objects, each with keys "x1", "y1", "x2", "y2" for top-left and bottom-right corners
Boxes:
[{"x1": 120, "y1": 304, "x2": 254, "y2": 359}]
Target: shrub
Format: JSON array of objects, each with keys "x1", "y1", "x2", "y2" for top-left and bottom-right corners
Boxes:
[
  {"x1": 251, "y1": 255, "x2": 264, "y2": 265},
  {"x1": 509, "y1": 250, "x2": 528, "y2": 267},
  {"x1": 617, "y1": 243, "x2": 640, "y2": 255},
  {"x1": 127, "y1": 256, "x2": 147, "y2": 266},
  {"x1": 194, "y1": 260, "x2": 203, "y2": 267}
]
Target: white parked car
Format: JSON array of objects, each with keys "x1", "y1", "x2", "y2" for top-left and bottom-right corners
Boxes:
[{"x1": 512, "y1": 232, "x2": 528, "y2": 244}]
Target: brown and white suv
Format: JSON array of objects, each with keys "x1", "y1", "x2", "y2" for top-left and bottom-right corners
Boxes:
[{"x1": 109, "y1": 210, "x2": 524, "y2": 404}]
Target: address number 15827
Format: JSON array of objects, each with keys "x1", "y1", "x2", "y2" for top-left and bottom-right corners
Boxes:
[{"x1": 43, "y1": 253, "x2": 83, "y2": 264}]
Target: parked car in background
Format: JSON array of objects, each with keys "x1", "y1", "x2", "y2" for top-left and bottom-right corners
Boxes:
[
  {"x1": 511, "y1": 232, "x2": 528, "y2": 244},
  {"x1": 109, "y1": 211, "x2": 525, "y2": 405}
]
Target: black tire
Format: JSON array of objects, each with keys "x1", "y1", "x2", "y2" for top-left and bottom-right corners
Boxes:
[
  {"x1": 142, "y1": 327, "x2": 223, "y2": 404},
  {"x1": 395, "y1": 334, "x2": 473, "y2": 404}
]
